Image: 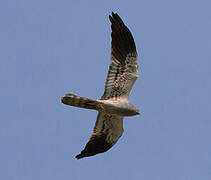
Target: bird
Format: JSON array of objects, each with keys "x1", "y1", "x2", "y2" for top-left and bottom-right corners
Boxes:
[{"x1": 61, "y1": 12, "x2": 139, "y2": 159}]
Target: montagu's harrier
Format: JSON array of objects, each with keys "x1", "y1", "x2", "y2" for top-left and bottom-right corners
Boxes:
[{"x1": 62, "y1": 12, "x2": 139, "y2": 159}]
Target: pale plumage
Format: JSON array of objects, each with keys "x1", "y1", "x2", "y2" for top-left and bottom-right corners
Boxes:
[{"x1": 61, "y1": 12, "x2": 139, "y2": 159}]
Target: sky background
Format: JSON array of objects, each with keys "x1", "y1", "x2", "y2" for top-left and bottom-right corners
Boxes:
[{"x1": 1, "y1": 0, "x2": 211, "y2": 179}]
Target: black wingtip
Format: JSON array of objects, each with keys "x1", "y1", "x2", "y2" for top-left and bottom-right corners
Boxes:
[
  {"x1": 75, "y1": 134, "x2": 113, "y2": 159},
  {"x1": 75, "y1": 154, "x2": 84, "y2": 159},
  {"x1": 109, "y1": 12, "x2": 118, "y2": 20},
  {"x1": 109, "y1": 15, "x2": 113, "y2": 23},
  {"x1": 109, "y1": 11, "x2": 137, "y2": 64}
]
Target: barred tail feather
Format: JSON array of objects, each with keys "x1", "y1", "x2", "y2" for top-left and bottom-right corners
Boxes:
[{"x1": 61, "y1": 93, "x2": 100, "y2": 111}]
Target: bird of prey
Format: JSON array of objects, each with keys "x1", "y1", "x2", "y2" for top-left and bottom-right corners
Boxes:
[{"x1": 61, "y1": 12, "x2": 139, "y2": 159}]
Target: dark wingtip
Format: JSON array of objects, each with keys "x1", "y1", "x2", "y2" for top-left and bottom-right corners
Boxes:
[
  {"x1": 109, "y1": 11, "x2": 137, "y2": 64},
  {"x1": 75, "y1": 134, "x2": 113, "y2": 159},
  {"x1": 109, "y1": 15, "x2": 113, "y2": 23},
  {"x1": 109, "y1": 12, "x2": 118, "y2": 20},
  {"x1": 75, "y1": 154, "x2": 84, "y2": 159}
]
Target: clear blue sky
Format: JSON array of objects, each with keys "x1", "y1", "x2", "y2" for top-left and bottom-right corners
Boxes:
[{"x1": 1, "y1": 0, "x2": 211, "y2": 179}]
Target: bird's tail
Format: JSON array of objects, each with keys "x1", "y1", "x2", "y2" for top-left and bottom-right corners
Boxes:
[{"x1": 61, "y1": 93, "x2": 101, "y2": 111}]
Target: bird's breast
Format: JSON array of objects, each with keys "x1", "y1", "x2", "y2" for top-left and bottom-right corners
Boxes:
[{"x1": 98, "y1": 99, "x2": 138, "y2": 116}]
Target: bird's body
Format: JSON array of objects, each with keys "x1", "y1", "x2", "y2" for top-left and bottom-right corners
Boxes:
[
  {"x1": 62, "y1": 94, "x2": 139, "y2": 116},
  {"x1": 61, "y1": 12, "x2": 140, "y2": 159},
  {"x1": 99, "y1": 99, "x2": 139, "y2": 116}
]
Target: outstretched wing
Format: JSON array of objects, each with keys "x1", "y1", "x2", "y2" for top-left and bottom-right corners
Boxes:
[
  {"x1": 101, "y1": 12, "x2": 139, "y2": 100},
  {"x1": 75, "y1": 113, "x2": 124, "y2": 159}
]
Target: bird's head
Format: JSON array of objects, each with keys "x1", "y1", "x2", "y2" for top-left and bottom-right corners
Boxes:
[{"x1": 135, "y1": 109, "x2": 140, "y2": 115}]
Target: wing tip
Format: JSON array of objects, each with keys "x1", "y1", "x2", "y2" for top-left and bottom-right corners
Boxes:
[
  {"x1": 75, "y1": 134, "x2": 114, "y2": 159},
  {"x1": 109, "y1": 11, "x2": 137, "y2": 63},
  {"x1": 109, "y1": 11, "x2": 123, "y2": 26},
  {"x1": 75, "y1": 153, "x2": 85, "y2": 159}
]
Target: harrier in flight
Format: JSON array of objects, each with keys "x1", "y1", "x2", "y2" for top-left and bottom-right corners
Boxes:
[{"x1": 62, "y1": 12, "x2": 139, "y2": 159}]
